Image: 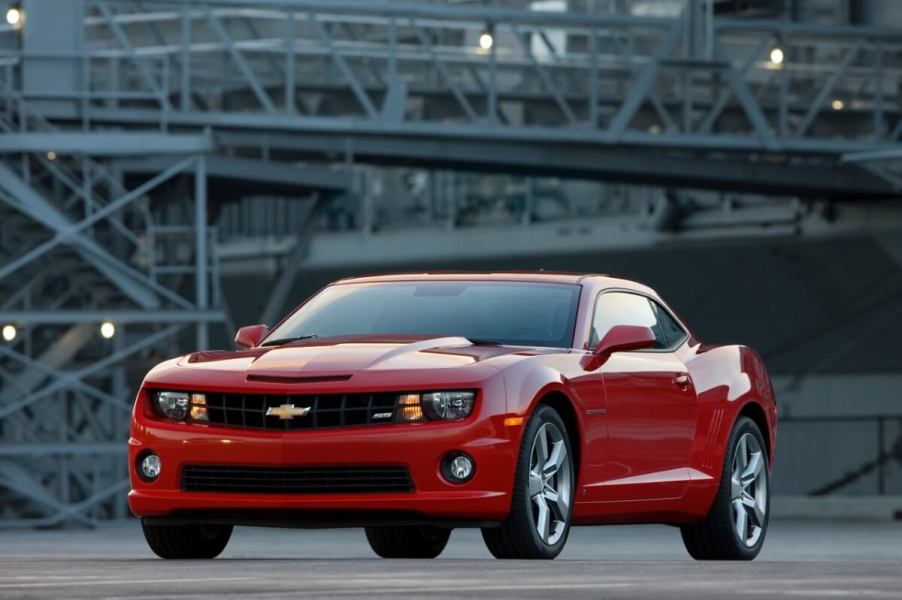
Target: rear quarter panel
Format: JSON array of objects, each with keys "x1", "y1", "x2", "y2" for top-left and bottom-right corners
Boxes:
[{"x1": 679, "y1": 342, "x2": 777, "y2": 484}]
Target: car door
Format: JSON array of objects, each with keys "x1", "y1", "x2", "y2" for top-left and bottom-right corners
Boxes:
[{"x1": 591, "y1": 291, "x2": 698, "y2": 501}]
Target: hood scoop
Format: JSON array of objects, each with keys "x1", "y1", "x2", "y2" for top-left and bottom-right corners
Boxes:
[{"x1": 246, "y1": 374, "x2": 353, "y2": 384}]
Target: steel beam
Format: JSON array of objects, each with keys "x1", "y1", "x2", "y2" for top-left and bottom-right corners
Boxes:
[{"x1": 0, "y1": 132, "x2": 214, "y2": 154}]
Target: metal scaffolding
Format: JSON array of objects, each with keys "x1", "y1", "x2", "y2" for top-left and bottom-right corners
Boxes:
[
  {"x1": 0, "y1": 26, "x2": 225, "y2": 522},
  {"x1": 31, "y1": 0, "x2": 902, "y2": 195}
]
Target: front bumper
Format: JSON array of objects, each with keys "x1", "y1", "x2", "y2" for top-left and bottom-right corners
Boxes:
[{"x1": 128, "y1": 401, "x2": 520, "y2": 524}]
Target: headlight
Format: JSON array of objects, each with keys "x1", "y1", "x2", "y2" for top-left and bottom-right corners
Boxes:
[
  {"x1": 394, "y1": 390, "x2": 475, "y2": 422},
  {"x1": 155, "y1": 391, "x2": 189, "y2": 420},
  {"x1": 154, "y1": 391, "x2": 208, "y2": 422}
]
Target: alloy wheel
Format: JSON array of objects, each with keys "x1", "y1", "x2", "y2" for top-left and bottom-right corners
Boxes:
[
  {"x1": 528, "y1": 422, "x2": 571, "y2": 545},
  {"x1": 730, "y1": 432, "x2": 767, "y2": 547}
]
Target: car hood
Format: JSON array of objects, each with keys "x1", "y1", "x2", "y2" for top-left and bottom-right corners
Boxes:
[{"x1": 172, "y1": 335, "x2": 549, "y2": 379}]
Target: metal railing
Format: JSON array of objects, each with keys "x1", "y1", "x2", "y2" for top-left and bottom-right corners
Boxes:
[{"x1": 780, "y1": 414, "x2": 902, "y2": 496}]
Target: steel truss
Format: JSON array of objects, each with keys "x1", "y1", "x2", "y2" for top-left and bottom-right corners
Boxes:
[
  {"x1": 0, "y1": 80, "x2": 224, "y2": 526},
  {"x1": 5, "y1": 0, "x2": 896, "y2": 194}
]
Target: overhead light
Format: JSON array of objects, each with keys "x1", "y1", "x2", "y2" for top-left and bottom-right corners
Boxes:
[
  {"x1": 831, "y1": 98, "x2": 845, "y2": 111},
  {"x1": 46, "y1": 151, "x2": 56, "y2": 160},
  {"x1": 100, "y1": 321, "x2": 116, "y2": 339},
  {"x1": 769, "y1": 46, "x2": 784, "y2": 65},
  {"x1": 1, "y1": 324, "x2": 15, "y2": 342},
  {"x1": 478, "y1": 27, "x2": 493, "y2": 51},
  {"x1": 5, "y1": 6, "x2": 22, "y2": 30}
]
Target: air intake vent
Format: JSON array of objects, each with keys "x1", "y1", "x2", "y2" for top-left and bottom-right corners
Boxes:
[
  {"x1": 245, "y1": 374, "x2": 353, "y2": 384},
  {"x1": 180, "y1": 465, "x2": 414, "y2": 494}
]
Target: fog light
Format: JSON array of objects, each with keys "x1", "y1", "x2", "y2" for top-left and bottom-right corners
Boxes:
[
  {"x1": 139, "y1": 453, "x2": 161, "y2": 481},
  {"x1": 441, "y1": 452, "x2": 475, "y2": 484}
]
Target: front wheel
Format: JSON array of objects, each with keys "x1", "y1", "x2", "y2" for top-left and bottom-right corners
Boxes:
[
  {"x1": 364, "y1": 526, "x2": 451, "y2": 558},
  {"x1": 680, "y1": 416, "x2": 770, "y2": 560},
  {"x1": 482, "y1": 404, "x2": 574, "y2": 559},
  {"x1": 142, "y1": 521, "x2": 232, "y2": 559}
]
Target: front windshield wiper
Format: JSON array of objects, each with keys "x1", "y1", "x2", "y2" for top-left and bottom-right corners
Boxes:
[{"x1": 260, "y1": 334, "x2": 318, "y2": 347}]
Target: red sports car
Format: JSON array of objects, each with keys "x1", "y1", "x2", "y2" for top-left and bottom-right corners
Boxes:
[{"x1": 129, "y1": 272, "x2": 776, "y2": 560}]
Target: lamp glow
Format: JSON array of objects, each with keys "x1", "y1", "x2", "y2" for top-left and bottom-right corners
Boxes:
[
  {"x1": 769, "y1": 47, "x2": 784, "y2": 65},
  {"x1": 46, "y1": 151, "x2": 56, "y2": 161},
  {"x1": 1, "y1": 324, "x2": 15, "y2": 342},
  {"x1": 831, "y1": 98, "x2": 844, "y2": 110},
  {"x1": 478, "y1": 31, "x2": 493, "y2": 51},
  {"x1": 100, "y1": 321, "x2": 116, "y2": 339},
  {"x1": 5, "y1": 7, "x2": 22, "y2": 29}
]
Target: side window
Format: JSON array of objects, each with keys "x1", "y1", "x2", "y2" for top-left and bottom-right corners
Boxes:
[
  {"x1": 650, "y1": 301, "x2": 687, "y2": 348},
  {"x1": 590, "y1": 292, "x2": 667, "y2": 349}
]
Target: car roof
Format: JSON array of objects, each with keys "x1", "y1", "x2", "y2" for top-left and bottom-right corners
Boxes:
[{"x1": 333, "y1": 271, "x2": 657, "y2": 295}]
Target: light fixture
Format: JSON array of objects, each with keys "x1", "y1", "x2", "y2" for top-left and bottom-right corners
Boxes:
[
  {"x1": 138, "y1": 453, "x2": 161, "y2": 481},
  {"x1": 46, "y1": 151, "x2": 56, "y2": 161},
  {"x1": 5, "y1": 6, "x2": 22, "y2": 30},
  {"x1": 156, "y1": 391, "x2": 189, "y2": 420},
  {"x1": 769, "y1": 46, "x2": 784, "y2": 65},
  {"x1": 441, "y1": 451, "x2": 475, "y2": 484},
  {"x1": 100, "y1": 320, "x2": 116, "y2": 339},
  {"x1": 397, "y1": 393, "x2": 424, "y2": 422},
  {"x1": 1, "y1": 324, "x2": 15, "y2": 342},
  {"x1": 478, "y1": 27, "x2": 493, "y2": 51},
  {"x1": 831, "y1": 98, "x2": 845, "y2": 111},
  {"x1": 189, "y1": 393, "x2": 209, "y2": 422}
]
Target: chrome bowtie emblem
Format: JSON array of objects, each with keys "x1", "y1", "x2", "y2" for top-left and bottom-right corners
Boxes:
[{"x1": 266, "y1": 403, "x2": 311, "y2": 420}]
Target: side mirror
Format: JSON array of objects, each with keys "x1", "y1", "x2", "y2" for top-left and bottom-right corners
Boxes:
[
  {"x1": 593, "y1": 325, "x2": 657, "y2": 360},
  {"x1": 235, "y1": 324, "x2": 269, "y2": 349}
]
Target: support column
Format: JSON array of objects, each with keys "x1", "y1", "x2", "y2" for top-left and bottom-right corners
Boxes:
[{"x1": 195, "y1": 155, "x2": 208, "y2": 350}]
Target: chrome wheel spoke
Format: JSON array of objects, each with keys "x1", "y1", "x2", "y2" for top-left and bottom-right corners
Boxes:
[
  {"x1": 736, "y1": 435, "x2": 749, "y2": 470},
  {"x1": 733, "y1": 498, "x2": 748, "y2": 541},
  {"x1": 730, "y1": 472, "x2": 742, "y2": 500},
  {"x1": 544, "y1": 487, "x2": 567, "y2": 521},
  {"x1": 534, "y1": 427, "x2": 549, "y2": 468},
  {"x1": 741, "y1": 452, "x2": 763, "y2": 487},
  {"x1": 528, "y1": 470, "x2": 543, "y2": 498},
  {"x1": 527, "y1": 422, "x2": 572, "y2": 546},
  {"x1": 543, "y1": 441, "x2": 566, "y2": 478},
  {"x1": 730, "y1": 433, "x2": 767, "y2": 548},
  {"x1": 534, "y1": 495, "x2": 551, "y2": 542}
]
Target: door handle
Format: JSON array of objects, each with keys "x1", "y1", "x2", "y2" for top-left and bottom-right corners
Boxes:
[{"x1": 673, "y1": 374, "x2": 690, "y2": 388}]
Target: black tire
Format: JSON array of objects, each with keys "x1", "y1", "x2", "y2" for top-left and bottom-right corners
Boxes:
[
  {"x1": 481, "y1": 404, "x2": 574, "y2": 560},
  {"x1": 680, "y1": 416, "x2": 770, "y2": 560},
  {"x1": 364, "y1": 526, "x2": 452, "y2": 558},
  {"x1": 142, "y1": 521, "x2": 233, "y2": 559}
]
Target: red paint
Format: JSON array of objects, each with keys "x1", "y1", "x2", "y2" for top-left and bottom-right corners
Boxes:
[{"x1": 129, "y1": 273, "x2": 777, "y2": 527}]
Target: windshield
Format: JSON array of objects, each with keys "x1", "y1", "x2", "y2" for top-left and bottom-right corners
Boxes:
[{"x1": 265, "y1": 281, "x2": 581, "y2": 348}]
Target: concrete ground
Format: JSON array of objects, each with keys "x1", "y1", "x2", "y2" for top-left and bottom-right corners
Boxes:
[{"x1": 1, "y1": 519, "x2": 900, "y2": 598}]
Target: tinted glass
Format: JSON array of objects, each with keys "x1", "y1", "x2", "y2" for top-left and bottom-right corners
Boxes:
[
  {"x1": 267, "y1": 281, "x2": 581, "y2": 348},
  {"x1": 590, "y1": 292, "x2": 667, "y2": 349},
  {"x1": 651, "y1": 301, "x2": 687, "y2": 347}
]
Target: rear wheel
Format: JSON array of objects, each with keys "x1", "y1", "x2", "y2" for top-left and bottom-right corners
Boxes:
[
  {"x1": 482, "y1": 404, "x2": 574, "y2": 559},
  {"x1": 364, "y1": 526, "x2": 452, "y2": 558},
  {"x1": 142, "y1": 521, "x2": 232, "y2": 559},
  {"x1": 680, "y1": 416, "x2": 770, "y2": 560}
]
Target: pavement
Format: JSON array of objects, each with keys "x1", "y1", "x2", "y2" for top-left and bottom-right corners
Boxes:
[{"x1": 1, "y1": 519, "x2": 900, "y2": 598}]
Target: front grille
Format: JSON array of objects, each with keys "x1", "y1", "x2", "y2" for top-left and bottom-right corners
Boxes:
[
  {"x1": 202, "y1": 392, "x2": 400, "y2": 431},
  {"x1": 181, "y1": 465, "x2": 415, "y2": 494}
]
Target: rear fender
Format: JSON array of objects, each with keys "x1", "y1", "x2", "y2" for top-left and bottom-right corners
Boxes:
[{"x1": 685, "y1": 344, "x2": 777, "y2": 484}]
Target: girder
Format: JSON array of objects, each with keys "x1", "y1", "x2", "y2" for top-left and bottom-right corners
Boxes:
[
  {"x1": 12, "y1": 0, "x2": 893, "y2": 194},
  {"x1": 0, "y1": 57, "x2": 225, "y2": 527}
]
